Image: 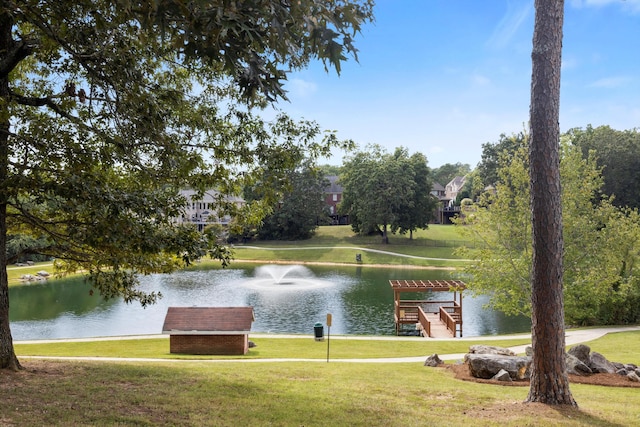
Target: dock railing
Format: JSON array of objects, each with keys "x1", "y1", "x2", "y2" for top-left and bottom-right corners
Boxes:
[
  {"x1": 438, "y1": 303, "x2": 462, "y2": 337},
  {"x1": 417, "y1": 306, "x2": 431, "y2": 337},
  {"x1": 395, "y1": 300, "x2": 462, "y2": 337}
]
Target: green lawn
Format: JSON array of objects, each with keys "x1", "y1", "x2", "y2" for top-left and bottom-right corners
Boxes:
[
  {"x1": 16, "y1": 336, "x2": 532, "y2": 359},
  {"x1": 7, "y1": 225, "x2": 640, "y2": 425},
  {"x1": 8, "y1": 331, "x2": 640, "y2": 426},
  {"x1": 7, "y1": 261, "x2": 55, "y2": 287},
  {"x1": 222, "y1": 224, "x2": 474, "y2": 268}
]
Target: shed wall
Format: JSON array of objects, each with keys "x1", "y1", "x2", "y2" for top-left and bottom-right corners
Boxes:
[{"x1": 170, "y1": 334, "x2": 248, "y2": 355}]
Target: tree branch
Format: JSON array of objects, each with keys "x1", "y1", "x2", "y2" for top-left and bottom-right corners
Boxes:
[{"x1": 0, "y1": 37, "x2": 38, "y2": 78}]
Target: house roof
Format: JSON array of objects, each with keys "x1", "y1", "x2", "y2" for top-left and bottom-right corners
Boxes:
[
  {"x1": 447, "y1": 176, "x2": 466, "y2": 188},
  {"x1": 162, "y1": 306, "x2": 254, "y2": 335},
  {"x1": 324, "y1": 175, "x2": 343, "y2": 193},
  {"x1": 432, "y1": 182, "x2": 445, "y2": 191}
]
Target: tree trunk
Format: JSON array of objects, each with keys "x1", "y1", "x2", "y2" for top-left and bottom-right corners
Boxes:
[
  {"x1": 0, "y1": 11, "x2": 21, "y2": 371},
  {"x1": 527, "y1": 0, "x2": 574, "y2": 405},
  {"x1": 0, "y1": 201, "x2": 19, "y2": 371}
]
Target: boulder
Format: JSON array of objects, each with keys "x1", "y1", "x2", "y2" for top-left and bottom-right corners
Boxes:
[
  {"x1": 492, "y1": 369, "x2": 512, "y2": 382},
  {"x1": 468, "y1": 345, "x2": 516, "y2": 356},
  {"x1": 612, "y1": 361, "x2": 625, "y2": 370},
  {"x1": 589, "y1": 352, "x2": 616, "y2": 374},
  {"x1": 567, "y1": 344, "x2": 591, "y2": 365},
  {"x1": 628, "y1": 372, "x2": 640, "y2": 383},
  {"x1": 424, "y1": 354, "x2": 444, "y2": 367},
  {"x1": 565, "y1": 353, "x2": 592, "y2": 376},
  {"x1": 465, "y1": 354, "x2": 531, "y2": 380}
]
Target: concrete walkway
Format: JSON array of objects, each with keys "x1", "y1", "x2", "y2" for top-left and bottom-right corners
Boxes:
[{"x1": 17, "y1": 325, "x2": 640, "y2": 364}]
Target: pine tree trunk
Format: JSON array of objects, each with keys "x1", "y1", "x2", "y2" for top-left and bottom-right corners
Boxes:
[
  {"x1": 527, "y1": 0, "x2": 574, "y2": 405},
  {"x1": 0, "y1": 11, "x2": 21, "y2": 371}
]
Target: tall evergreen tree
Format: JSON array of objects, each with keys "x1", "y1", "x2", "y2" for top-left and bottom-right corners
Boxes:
[{"x1": 527, "y1": 0, "x2": 576, "y2": 405}]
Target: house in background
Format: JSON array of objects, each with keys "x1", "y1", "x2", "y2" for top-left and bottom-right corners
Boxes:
[
  {"x1": 324, "y1": 175, "x2": 349, "y2": 225},
  {"x1": 444, "y1": 176, "x2": 466, "y2": 207},
  {"x1": 176, "y1": 189, "x2": 245, "y2": 232},
  {"x1": 430, "y1": 182, "x2": 450, "y2": 224},
  {"x1": 433, "y1": 176, "x2": 466, "y2": 225}
]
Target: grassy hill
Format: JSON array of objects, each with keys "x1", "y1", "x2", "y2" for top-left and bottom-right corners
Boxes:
[{"x1": 226, "y1": 224, "x2": 474, "y2": 268}]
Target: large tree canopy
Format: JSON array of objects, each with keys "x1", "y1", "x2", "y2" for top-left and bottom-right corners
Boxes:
[
  {"x1": 568, "y1": 125, "x2": 640, "y2": 210},
  {"x1": 458, "y1": 139, "x2": 640, "y2": 326},
  {"x1": 0, "y1": 0, "x2": 374, "y2": 370},
  {"x1": 253, "y1": 163, "x2": 330, "y2": 241},
  {"x1": 340, "y1": 145, "x2": 435, "y2": 243},
  {"x1": 476, "y1": 132, "x2": 527, "y2": 189}
]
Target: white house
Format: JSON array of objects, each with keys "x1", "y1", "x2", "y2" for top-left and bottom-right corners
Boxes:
[
  {"x1": 445, "y1": 176, "x2": 466, "y2": 207},
  {"x1": 177, "y1": 189, "x2": 245, "y2": 231}
]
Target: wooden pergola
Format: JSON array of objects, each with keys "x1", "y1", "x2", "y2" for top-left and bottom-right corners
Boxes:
[{"x1": 390, "y1": 279, "x2": 466, "y2": 338}]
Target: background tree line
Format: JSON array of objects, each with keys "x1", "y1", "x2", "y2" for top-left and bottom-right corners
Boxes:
[{"x1": 457, "y1": 131, "x2": 640, "y2": 327}]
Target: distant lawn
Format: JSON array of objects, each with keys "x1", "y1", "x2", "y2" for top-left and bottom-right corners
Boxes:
[
  {"x1": 226, "y1": 224, "x2": 474, "y2": 268},
  {"x1": 7, "y1": 261, "x2": 55, "y2": 287},
  {"x1": 7, "y1": 225, "x2": 474, "y2": 289},
  {"x1": 228, "y1": 247, "x2": 465, "y2": 268},
  {"x1": 252, "y1": 224, "x2": 471, "y2": 247}
]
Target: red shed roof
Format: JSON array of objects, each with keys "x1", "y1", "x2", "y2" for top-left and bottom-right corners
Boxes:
[{"x1": 162, "y1": 307, "x2": 254, "y2": 335}]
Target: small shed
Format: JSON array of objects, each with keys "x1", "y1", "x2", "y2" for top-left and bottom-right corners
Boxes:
[{"x1": 162, "y1": 306, "x2": 254, "y2": 355}]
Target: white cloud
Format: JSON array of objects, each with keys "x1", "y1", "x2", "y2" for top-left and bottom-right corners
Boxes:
[
  {"x1": 471, "y1": 74, "x2": 491, "y2": 87},
  {"x1": 588, "y1": 76, "x2": 632, "y2": 88},
  {"x1": 561, "y1": 56, "x2": 579, "y2": 71},
  {"x1": 287, "y1": 78, "x2": 318, "y2": 98},
  {"x1": 429, "y1": 146, "x2": 445, "y2": 155},
  {"x1": 486, "y1": 1, "x2": 533, "y2": 50},
  {"x1": 570, "y1": 0, "x2": 640, "y2": 13}
]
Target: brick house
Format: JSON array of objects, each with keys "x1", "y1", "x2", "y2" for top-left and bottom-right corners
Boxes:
[
  {"x1": 162, "y1": 306, "x2": 254, "y2": 355},
  {"x1": 324, "y1": 175, "x2": 349, "y2": 224}
]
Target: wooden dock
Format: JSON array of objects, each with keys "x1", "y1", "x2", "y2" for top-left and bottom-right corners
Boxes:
[
  {"x1": 421, "y1": 312, "x2": 453, "y2": 338},
  {"x1": 390, "y1": 279, "x2": 466, "y2": 338}
]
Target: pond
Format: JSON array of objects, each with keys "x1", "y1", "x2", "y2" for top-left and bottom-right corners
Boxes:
[{"x1": 9, "y1": 263, "x2": 531, "y2": 340}]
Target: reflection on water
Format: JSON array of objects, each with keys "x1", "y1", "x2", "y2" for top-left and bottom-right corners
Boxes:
[{"x1": 9, "y1": 263, "x2": 531, "y2": 340}]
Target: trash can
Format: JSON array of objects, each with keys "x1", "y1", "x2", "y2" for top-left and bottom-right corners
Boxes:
[{"x1": 314, "y1": 322, "x2": 324, "y2": 341}]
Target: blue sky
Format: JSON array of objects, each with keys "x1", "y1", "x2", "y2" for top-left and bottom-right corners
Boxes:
[{"x1": 272, "y1": 0, "x2": 640, "y2": 168}]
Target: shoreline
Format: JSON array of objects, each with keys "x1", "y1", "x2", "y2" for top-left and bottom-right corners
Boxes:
[{"x1": 223, "y1": 259, "x2": 458, "y2": 270}]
